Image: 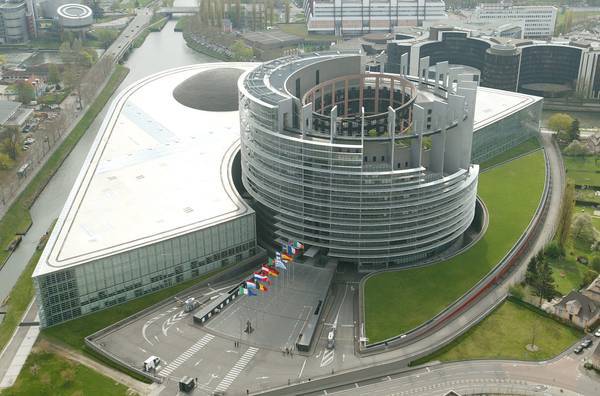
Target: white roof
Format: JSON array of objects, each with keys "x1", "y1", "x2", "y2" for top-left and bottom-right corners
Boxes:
[
  {"x1": 34, "y1": 63, "x2": 256, "y2": 277},
  {"x1": 473, "y1": 86, "x2": 542, "y2": 131}
]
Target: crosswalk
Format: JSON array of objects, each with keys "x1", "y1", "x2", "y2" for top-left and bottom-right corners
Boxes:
[
  {"x1": 320, "y1": 348, "x2": 335, "y2": 367},
  {"x1": 158, "y1": 334, "x2": 214, "y2": 377},
  {"x1": 214, "y1": 346, "x2": 259, "y2": 393}
]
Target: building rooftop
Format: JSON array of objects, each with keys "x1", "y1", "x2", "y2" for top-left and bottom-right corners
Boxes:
[
  {"x1": 33, "y1": 63, "x2": 256, "y2": 277},
  {"x1": 473, "y1": 86, "x2": 542, "y2": 132},
  {"x1": 0, "y1": 100, "x2": 21, "y2": 125}
]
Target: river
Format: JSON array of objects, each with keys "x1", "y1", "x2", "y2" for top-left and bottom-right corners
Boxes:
[{"x1": 0, "y1": 15, "x2": 217, "y2": 305}]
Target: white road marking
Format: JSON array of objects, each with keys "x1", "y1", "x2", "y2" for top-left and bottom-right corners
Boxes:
[
  {"x1": 162, "y1": 310, "x2": 188, "y2": 337},
  {"x1": 194, "y1": 359, "x2": 203, "y2": 367},
  {"x1": 158, "y1": 334, "x2": 214, "y2": 377},
  {"x1": 138, "y1": 347, "x2": 147, "y2": 354},
  {"x1": 214, "y1": 346, "x2": 259, "y2": 392},
  {"x1": 154, "y1": 335, "x2": 160, "y2": 343},
  {"x1": 298, "y1": 358, "x2": 307, "y2": 378},
  {"x1": 204, "y1": 374, "x2": 219, "y2": 386},
  {"x1": 320, "y1": 349, "x2": 335, "y2": 367},
  {"x1": 256, "y1": 376, "x2": 269, "y2": 380},
  {"x1": 342, "y1": 353, "x2": 345, "y2": 363}
]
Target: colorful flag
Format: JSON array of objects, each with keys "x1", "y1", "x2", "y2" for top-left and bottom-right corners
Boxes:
[
  {"x1": 275, "y1": 251, "x2": 282, "y2": 260},
  {"x1": 246, "y1": 280, "x2": 257, "y2": 289},
  {"x1": 264, "y1": 266, "x2": 279, "y2": 276},
  {"x1": 254, "y1": 273, "x2": 268, "y2": 282},
  {"x1": 268, "y1": 257, "x2": 275, "y2": 266},
  {"x1": 275, "y1": 259, "x2": 287, "y2": 270},
  {"x1": 262, "y1": 266, "x2": 278, "y2": 276},
  {"x1": 248, "y1": 288, "x2": 257, "y2": 296},
  {"x1": 294, "y1": 241, "x2": 304, "y2": 249},
  {"x1": 258, "y1": 283, "x2": 268, "y2": 292},
  {"x1": 287, "y1": 244, "x2": 296, "y2": 255},
  {"x1": 282, "y1": 253, "x2": 292, "y2": 261}
]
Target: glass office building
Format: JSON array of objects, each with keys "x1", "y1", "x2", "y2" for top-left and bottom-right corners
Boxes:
[
  {"x1": 239, "y1": 53, "x2": 479, "y2": 270},
  {"x1": 34, "y1": 64, "x2": 258, "y2": 327}
]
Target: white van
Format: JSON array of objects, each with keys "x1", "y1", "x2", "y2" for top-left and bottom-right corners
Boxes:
[{"x1": 143, "y1": 356, "x2": 160, "y2": 371}]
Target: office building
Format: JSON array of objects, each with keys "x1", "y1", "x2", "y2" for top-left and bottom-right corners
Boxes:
[
  {"x1": 472, "y1": 2, "x2": 557, "y2": 38},
  {"x1": 33, "y1": 64, "x2": 259, "y2": 327},
  {"x1": 304, "y1": 0, "x2": 447, "y2": 35}
]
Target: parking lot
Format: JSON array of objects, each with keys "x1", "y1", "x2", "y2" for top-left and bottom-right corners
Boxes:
[{"x1": 93, "y1": 262, "x2": 362, "y2": 395}]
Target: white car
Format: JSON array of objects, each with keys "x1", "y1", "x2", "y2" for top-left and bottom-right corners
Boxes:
[
  {"x1": 594, "y1": 329, "x2": 600, "y2": 337},
  {"x1": 23, "y1": 137, "x2": 35, "y2": 145}
]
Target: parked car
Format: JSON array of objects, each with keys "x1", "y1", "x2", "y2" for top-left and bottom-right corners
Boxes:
[
  {"x1": 574, "y1": 345, "x2": 584, "y2": 354},
  {"x1": 23, "y1": 137, "x2": 35, "y2": 145},
  {"x1": 581, "y1": 339, "x2": 593, "y2": 348},
  {"x1": 594, "y1": 329, "x2": 600, "y2": 337}
]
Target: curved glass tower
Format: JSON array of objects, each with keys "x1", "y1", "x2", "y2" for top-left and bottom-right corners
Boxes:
[{"x1": 239, "y1": 53, "x2": 479, "y2": 270}]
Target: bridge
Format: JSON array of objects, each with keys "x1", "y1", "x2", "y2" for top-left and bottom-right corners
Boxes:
[{"x1": 156, "y1": 6, "x2": 199, "y2": 15}]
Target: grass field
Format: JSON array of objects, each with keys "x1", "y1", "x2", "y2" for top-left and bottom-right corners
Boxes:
[
  {"x1": 563, "y1": 155, "x2": 600, "y2": 188},
  {"x1": 479, "y1": 137, "x2": 541, "y2": 170},
  {"x1": 411, "y1": 299, "x2": 581, "y2": 365},
  {"x1": 1, "y1": 349, "x2": 130, "y2": 396},
  {"x1": 0, "y1": 65, "x2": 129, "y2": 268},
  {"x1": 549, "y1": 256, "x2": 588, "y2": 295},
  {"x1": 0, "y1": 250, "x2": 41, "y2": 353},
  {"x1": 364, "y1": 151, "x2": 546, "y2": 343}
]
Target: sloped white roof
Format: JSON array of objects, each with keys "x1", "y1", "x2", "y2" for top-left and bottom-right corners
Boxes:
[{"x1": 34, "y1": 63, "x2": 256, "y2": 277}]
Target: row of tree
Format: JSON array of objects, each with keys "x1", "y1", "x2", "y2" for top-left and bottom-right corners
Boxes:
[{"x1": 200, "y1": 0, "x2": 289, "y2": 31}]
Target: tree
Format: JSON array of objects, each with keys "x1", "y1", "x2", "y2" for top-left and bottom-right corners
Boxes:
[
  {"x1": 548, "y1": 113, "x2": 574, "y2": 140},
  {"x1": 285, "y1": 0, "x2": 290, "y2": 23},
  {"x1": 231, "y1": 40, "x2": 253, "y2": 61},
  {"x1": 563, "y1": 140, "x2": 589, "y2": 157},
  {"x1": 591, "y1": 255, "x2": 600, "y2": 272},
  {"x1": 1, "y1": 127, "x2": 19, "y2": 161},
  {"x1": 544, "y1": 241, "x2": 562, "y2": 259},
  {"x1": 568, "y1": 118, "x2": 580, "y2": 142},
  {"x1": 556, "y1": 183, "x2": 575, "y2": 249},
  {"x1": 526, "y1": 252, "x2": 558, "y2": 304},
  {"x1": 571, "y1": 213, "x2": 595, "y2": 246},
  {"x1": 235, "y1": 0, "x2": 241, "y2": 28},
  {"x1": 94, "y1": 29, "x2": 118, "y2": 49},
  {"x1": 12, "y1": 81, "x2": 35, "y2": 104},
  {"x1": 581, "y1": 269, "x2": 599, "y2": 289},
  {"x1": 47, "y1": 64, "x2": 60, "y2": 85}
]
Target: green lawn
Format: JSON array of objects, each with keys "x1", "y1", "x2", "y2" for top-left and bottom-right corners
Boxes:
[
  {"x1": 1, "y1": 350, "x2": 130, "y2": 396},
  {"x1": 549, "y1": 256, "x2": 588, "y2": 295},
  {"x1": 411, "y1": 299, "x2": 581, "y2": 365},
  {"x1": 0, "y1": 65, "x2": 129, "y2": 268},
  {"x1": 0, "y1": 250, "x2": 41, "y2": 352},
  {"x1": 563, "y1": 155, "x2": 600, "y2": 188},
  {"x1": 364, "y1": 151, "x2": 546, "y2": 343},
  {"x1": 480, "y1": 137, "x2": 541, "y2": 170}
]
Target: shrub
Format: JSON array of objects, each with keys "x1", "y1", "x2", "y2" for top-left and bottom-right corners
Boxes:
[
  {"x1": 509, "y1": 283, "x2": 525, "y2": 300},
  {"x1": 0, "y1": 153, "x2": 14, "y2": 170},
  {"x1": 591, "y1": 255, "x2": 600, "y2": 272},
  {"x1": 581, "y1": 269, "x2": 599, "y2": 289},
  {"x1": 545, "y1": 241, "x2": 563, "y2": 259}
]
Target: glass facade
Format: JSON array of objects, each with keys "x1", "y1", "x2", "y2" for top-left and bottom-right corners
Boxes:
[
  {"x1": 240, "y1": 54, "x2": 479, "y2": 270},
  {"x1": 471, "y1": 99, "x2": 542, "y2": 164},
  {"x1": 35, "y1": 214, "x2": 256, "y2": 327}
]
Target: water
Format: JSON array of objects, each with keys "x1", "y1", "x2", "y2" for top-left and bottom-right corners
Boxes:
[{"x1": 0, "y1": 15, "x2": 217, "y2": 305}]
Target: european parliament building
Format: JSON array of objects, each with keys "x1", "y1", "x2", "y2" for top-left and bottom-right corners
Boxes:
[
  {"x1": 34, "y1": 54, "x2": 542, "y2": 326},
  {"x1": 239, "y1": 53, "x2": 482, "y2": 270}
]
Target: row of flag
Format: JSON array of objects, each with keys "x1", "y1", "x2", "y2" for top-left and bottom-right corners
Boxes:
[{"x1": 238, "y1": 240, "x2": 304, "y2": 297}]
